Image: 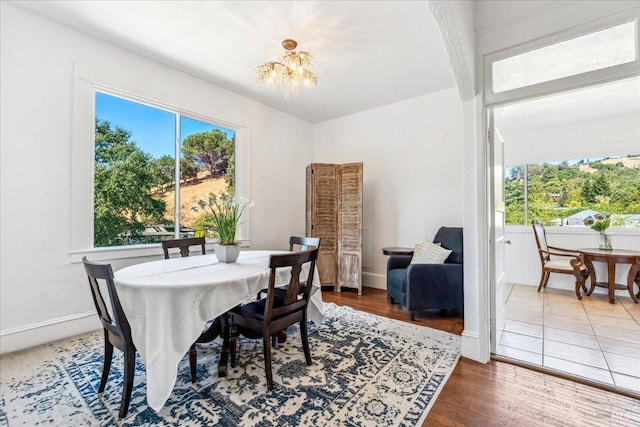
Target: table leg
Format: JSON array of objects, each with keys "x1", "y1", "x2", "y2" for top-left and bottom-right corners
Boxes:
[
  {"x1": 275, "y1": 331, "x2": 287, "y2": 344},
  {"x1": 627, "y1": 263, "x2": 639, "y2": 303},
  {"x1": 585, "y1": 258, "x2": 597, "y2": 296},
  {"x1": 607, "y1": 259, "x2": 616, "y2": 304},
  {"x1": 218, "y1": 314, "x2": 229, "y2": 377}
]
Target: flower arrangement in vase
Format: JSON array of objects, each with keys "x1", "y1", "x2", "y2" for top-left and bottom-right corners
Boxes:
[
  {"x1": 583, "y1": 212, "x2": 612, "y2": 250},
  {"x1": 192, "y1": 192, "x2": 254, "y2": 262}
]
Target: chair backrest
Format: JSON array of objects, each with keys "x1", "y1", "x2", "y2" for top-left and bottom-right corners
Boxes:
[
  {"x1": 82, "y1": 256, "x2": 132, "y2": 340},
  {"x1": 433, "y1": 227, "x2": 463, "y2": 264},
  {"x1": 162, "y1": 237, "x2": 206, "y2": 259},
  {"x1": 265, "y1": 249, "x2": 319, "y2": 320},
  {"x1": 531, "y1": 220, "x2": 549, "y2": 261},
  {"x1": 289, "y1": 236, "x2": 321, "y2": 251}
]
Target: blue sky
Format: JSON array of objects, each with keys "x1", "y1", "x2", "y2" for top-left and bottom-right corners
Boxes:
[{"x1": 95, "y1": 91, "x2": 234, "y2": 159}]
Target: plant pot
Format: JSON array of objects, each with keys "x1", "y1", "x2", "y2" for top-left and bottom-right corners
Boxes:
[{"x1": 214, "y1": 243, "x2": 240, "y2": 263}]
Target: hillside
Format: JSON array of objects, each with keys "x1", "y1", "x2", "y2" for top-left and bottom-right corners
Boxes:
[
  {"x1": 159, "y1": 173, "x2": 229, "y2": 227},
  {"x1": 579, "y1": 156, "x2": 640, "y2": 173}
]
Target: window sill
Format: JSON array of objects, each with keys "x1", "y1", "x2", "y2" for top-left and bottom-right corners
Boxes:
[{"x1": 70, "y1": 239, "x2": 251, "y2": 263}]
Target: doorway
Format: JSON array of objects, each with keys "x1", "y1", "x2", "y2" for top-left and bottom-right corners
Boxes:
[{"x1": 489, "y1": 77, "x2": 640, "y2": 395}]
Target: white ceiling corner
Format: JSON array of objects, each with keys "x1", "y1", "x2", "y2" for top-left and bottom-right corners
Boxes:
[{"x1": 10, "y1": 0, "x2": 457, "y2": 123}]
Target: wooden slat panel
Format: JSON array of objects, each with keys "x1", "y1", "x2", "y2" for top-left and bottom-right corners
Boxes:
[
  {"x1": 338, "y1": 162, "x2": 363, "y2": 294},
  {"x1": 307, "y1": 164, "x2": 338, "y2": 287}
]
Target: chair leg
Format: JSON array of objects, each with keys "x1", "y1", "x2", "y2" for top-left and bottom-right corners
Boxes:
[
  {"x1": 189, "y1": 344, "x2": 197, "y2": 383},
  {"x1": 300, "y1": 320, "x2": 312, "y2": 365},
  {"x1": 541, "y1": 272, "x2": 550, "y2": 289},
  {"x1": 387, "y1": 295, "x2": 395, "y2": 304},
  {"x1": 410, "y1": 310, "x2": 416, "y2": 321},
  {"x1": 262, "y1": 333, "x2": 273, "y2": 390},
  {"x1": 119, "y1": 349, "x2": 136, "y2": 419},
  {"x1": 99, "y1": 334, "x2": 113, "y2": 393},
  {"x1": 537, "y1": 271, "x2": 550, "y2": 292},
  {"x1": 537, "y1": 271, "x2": 547, "y2": 292}
]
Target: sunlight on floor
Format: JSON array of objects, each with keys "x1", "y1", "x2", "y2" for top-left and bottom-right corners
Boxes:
[{"x1": 496, "y1": 283, "x2": 640, "y2": 394}]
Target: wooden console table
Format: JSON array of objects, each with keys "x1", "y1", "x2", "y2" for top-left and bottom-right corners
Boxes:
[{"x1": 576, "y1": 248, "x2": 640, "y2": 304}]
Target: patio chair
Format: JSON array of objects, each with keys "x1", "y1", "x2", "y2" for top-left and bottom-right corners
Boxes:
[{"x1": 532, "y1": 220, "x2": 588, "y2": 293}]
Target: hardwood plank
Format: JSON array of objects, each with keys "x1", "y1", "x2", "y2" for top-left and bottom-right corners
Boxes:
[
  {"x1": 321, "y1": 287, "x2": 640, "y2": 426},
  {"x1": 427, "y1": 358, "x2": 640, "y2": 426},
  {"x1": 321, "y1": 287, "x2": 464, "y2": 335}
]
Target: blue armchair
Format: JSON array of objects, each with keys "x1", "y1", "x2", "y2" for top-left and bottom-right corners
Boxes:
[{"x1": 386, "y1": 227, "x2": 463, "y2": 320}]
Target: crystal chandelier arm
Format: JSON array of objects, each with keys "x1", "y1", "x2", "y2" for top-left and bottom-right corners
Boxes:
[{"x1": 256, "y1": 39, "x2": 318, "y2": 97}]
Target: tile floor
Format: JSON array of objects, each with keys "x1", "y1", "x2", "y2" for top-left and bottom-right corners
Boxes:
[{"x1": 496, "y1": 283, "x2": 640, "y2": 394}]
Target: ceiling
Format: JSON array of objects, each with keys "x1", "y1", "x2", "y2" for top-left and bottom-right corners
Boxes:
[{"x1": 10, "y1": 0, "x2": 457, "y2": 123}]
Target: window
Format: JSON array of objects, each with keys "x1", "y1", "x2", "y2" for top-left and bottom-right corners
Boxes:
[
  {"x1": 492, "y1": 22, "x2": 637, "y2": 94},
  {"x1": 484, "y1": 17, "x2": 640, "y2": 106},
  {"x1": 505, "y1": 155, "x2": 640, "y2": 228},
  {"x1": 94, "y1": 91, "x2": 236, "y2": 247}
]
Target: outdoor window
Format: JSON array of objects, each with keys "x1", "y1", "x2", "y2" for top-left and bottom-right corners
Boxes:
[
  {"x1": 505, "y1": 155, "x2": 640, "y2": 228},
  {"x1": 492, "y1": 21, "x2": 637, "y2": 94},
  {"x1": 94, "y1": 91, "x2": 236, "y2": 247}
]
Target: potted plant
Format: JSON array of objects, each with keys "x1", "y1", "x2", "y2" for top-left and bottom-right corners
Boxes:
[
  {"x1": 192, "y1": 192, "x2": 253, "y2": 263},
  {"x1": 583, "y1": 212, "x2": 612, "y2": 250}
]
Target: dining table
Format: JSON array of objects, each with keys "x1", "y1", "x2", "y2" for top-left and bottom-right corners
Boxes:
[
  {"x1": 113, "y1": 250, "x2": 324, "y2": 413},
  {"x1": 576, "y1": 247, "x2": 640, "y2": 304}
]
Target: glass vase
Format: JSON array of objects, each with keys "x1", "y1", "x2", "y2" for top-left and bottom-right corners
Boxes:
[{"x1": 599, "y1": 232, "x2": 612, "y2": 251}]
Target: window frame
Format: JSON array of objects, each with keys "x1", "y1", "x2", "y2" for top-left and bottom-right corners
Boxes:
[
  {"x1": 70, "y1": 65, "x2": 249, "y2": 262},
  {"x1": 484, "y1": 12, "x2": 640, "y2": 107}
]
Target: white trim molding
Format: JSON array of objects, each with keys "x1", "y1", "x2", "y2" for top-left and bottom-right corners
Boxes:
[
  {"x1": 362, "y1": 272, "x2": 386, "y2": 290},
  {"x1": 1, "y1": 311, "x2": 100, "y2": 355},
  {"x1": 461, "y1": 330, "x2": 489, "y2": 363}
]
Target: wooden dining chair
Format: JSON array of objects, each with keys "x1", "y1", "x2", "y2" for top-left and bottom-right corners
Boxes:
[
  {"x1": 83, "y1": 256, "x2": 138, "y2": 419},
  {"x1": 257, "y1": 236, "x2": 320, "y2": 300},
  {"x1": 532, "y1": 220, "x2": 588, "y2": 293},
  {"x1": 224, "y1": 248, "x2": 319, "y2": 390},
  {"x1": 82, "y1": 256, "x2": 202, "y2": 418},
  {"x1": 160, "y1": 236, "x2": 219, "y2": 382},
  {"x1": 162, "y1": 237, "x2": 206, "y2": 259}
]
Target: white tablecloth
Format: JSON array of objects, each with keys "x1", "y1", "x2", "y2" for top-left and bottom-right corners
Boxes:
[{"x1": 114, "y1": 250, "x2": 324, "y2": 412}]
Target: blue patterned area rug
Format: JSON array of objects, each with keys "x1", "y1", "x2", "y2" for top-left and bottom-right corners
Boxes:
[{"x1": 0, "y1": 303, "x2": 460, "y2": 426}]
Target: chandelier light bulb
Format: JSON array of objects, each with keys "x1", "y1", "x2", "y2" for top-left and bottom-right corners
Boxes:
[{"x1": 256, "y1": 39, "x2": 318, "y2": 98}]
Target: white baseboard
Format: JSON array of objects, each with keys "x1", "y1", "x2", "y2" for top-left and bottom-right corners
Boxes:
[
  {"x1": 461, "y1": 330, "x2": 490, "y2": 362},
  {"x1": 0, "y1": 311, "x2": 100, "y2": 355},
  {"x1": 363, "y1": 272, "x2": 386, "y2": 289}
]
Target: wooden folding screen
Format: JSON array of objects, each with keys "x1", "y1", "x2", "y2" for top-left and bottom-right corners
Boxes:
[{"x1": 305, "y1": 163, "x2": 363, "y2": 294}]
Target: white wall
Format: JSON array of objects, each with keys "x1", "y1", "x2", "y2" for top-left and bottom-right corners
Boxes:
[
  {"x1": 312, "y1": 89, "x2": 464, "y2": 288},
  {"x1": 0, "y1": 3, "x2": 313, "y2": 353}
]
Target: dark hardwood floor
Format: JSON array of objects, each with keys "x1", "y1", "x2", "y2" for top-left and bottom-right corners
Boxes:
[
  {"x1": 322, "y1": 287, "x2": 640, "y2": 426},
  {"x1": 322, "y1": 286, "x2": 464, "y2": 335}
]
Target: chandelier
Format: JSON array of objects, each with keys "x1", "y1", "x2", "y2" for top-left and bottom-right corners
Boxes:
[{"x1": 256, "y1": 39, "x2": 318, "y2": 98}]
